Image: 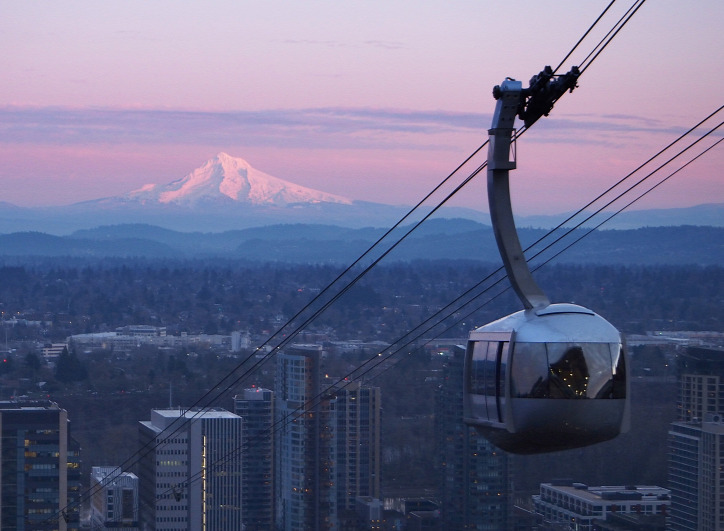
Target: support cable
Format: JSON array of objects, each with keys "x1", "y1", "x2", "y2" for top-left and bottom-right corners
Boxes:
[
  {"x1": 110, "y1": 0, "x2": 642, "y2": 480},
  {"x1": 62, "y1": 142, "x2": 489, "y2": 513},
  {"x1": 553, "y1": 0, "x2": 617, "y2": 74},
  {"x1": 160, "y1": 116, "x2": 723, "y2": 504},
  {"x1": 47, "y1": 0, "x2": 652, "y2": 520},
  {"x1": 579, "y1": 0, "x2": 646, "y2": 74}
]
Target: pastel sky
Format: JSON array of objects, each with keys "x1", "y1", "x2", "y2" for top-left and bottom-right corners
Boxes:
[{"x1": 1, "y1": 0, "x2": 722, "y2": 215}]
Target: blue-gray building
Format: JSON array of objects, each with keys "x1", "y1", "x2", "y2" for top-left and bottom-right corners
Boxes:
[
  {"x1": 274, "y1": 344, "x2": 382, "y2": 530},
  {"x1": 328, "y1": 380, "x2": 381, "y2": 524},
  {"x1": 234, "y1": 387, "x2": 274, "y2": 531}
]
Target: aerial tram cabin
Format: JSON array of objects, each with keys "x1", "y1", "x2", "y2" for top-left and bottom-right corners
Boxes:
[
  {"x1": 463, "y1": 72, "x2": 630, "y2": 453},
  {"x1": 464, "y1": 303, "x2": 628, "y2": 454}
]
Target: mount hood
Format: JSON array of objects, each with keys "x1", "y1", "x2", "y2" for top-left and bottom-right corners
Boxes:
[{"x1": 124, "y1": 152, "x2": 352, "y2": 208}]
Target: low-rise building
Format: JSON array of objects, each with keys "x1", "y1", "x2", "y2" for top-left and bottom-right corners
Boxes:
[
  {"x1": 533, "y1": 480, "x2": 670, "y2": 531},
  {"x1": 69, "y1": 329, "x2": 233, "y2": 354},
  {"x1": 42, "y1": 342, "x2": 68, "y2": 365},
  {"x1": 89, "y1": 467, "x2": 139, "y2": 530}
]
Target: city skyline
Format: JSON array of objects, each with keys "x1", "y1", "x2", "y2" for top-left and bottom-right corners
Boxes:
[
  {"x1": 1, "y1": 257, "x2": 722, "y2": 527},
  {"x1": 1, "y1": 1, "x2": 722, "y2": 214}
]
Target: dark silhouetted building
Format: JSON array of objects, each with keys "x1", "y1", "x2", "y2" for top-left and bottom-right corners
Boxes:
[
  {"x1": 435, "y1": 345, "x2": 512, "y2": 530},
  {"x1": 234, "y1": 387, "x2": 274, "y2": 531},
  {"x1": 0, "y1": 400, "x2": 81, "y2": 530}
]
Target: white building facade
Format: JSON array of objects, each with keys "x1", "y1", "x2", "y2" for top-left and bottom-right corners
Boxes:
[
  {"x1": 138, "y1": 408, "x2": 243, "y2": 530},
  {"x1": 533, "y1": 481, "x2": 670, "y2": 530},
  {"x1": 90, "y1": 467, "x2": 139, "y2": 530}
]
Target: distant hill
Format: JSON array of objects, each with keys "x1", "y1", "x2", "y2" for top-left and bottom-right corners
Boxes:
[
  {"x1": 516, "y1": 203, "x2": 724, "y2": 230},
  {"x1": 0, "y1": 220, "x2": 721, "y2": 265}
]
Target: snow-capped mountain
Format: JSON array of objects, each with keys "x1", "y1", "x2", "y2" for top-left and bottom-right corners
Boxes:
[
  {"x1": 125, "y1": 152, "x2": 352, "y2": 207},
  {"x1": 3, "y1": 151, "x2": 718, "y2": 236}
]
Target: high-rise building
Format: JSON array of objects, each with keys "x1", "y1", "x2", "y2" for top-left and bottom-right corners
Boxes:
[
  {"x1": 0, "y1": 400, "x2": 81, "y2": 531},
  {"x1": 234, "y1": 387, "x2": 274, "y2": 531},
  {"x1": 669, "y1": 420, "x2": 702, "y2": 530},
  {"x1": 274, "y1": 344, "x2": 382, "y2": 531},
  {"x1": 328, "y1": 380, "x2": 381, "y2": 522},
  {"x1": 676, "y1": 346, "x2": 724, "y2": 421},
  {"x1": 275, "y1": 344, "x2": 331, "y2": 531},
  {"x1": 89, "y1": 466, "x2": 139, "y2": 530},
  {"x1": 138, "y1": 407, "x2": 243, "y2": 530},
  {"x1": 434, "y1": 345, "x2": 512, "y2": 530},
  {"x1": 668, "y1": 346, "x2": 724, "y2": 531}
]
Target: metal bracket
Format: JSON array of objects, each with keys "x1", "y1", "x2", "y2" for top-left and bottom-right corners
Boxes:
[{"x1": 487, "y1": 79, "x2": 550, "y2": 310}]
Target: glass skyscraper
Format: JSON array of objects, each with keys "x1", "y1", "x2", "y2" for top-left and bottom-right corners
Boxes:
[{"x1": 275, "y1": 344, "x2": 328, "y2": 531}]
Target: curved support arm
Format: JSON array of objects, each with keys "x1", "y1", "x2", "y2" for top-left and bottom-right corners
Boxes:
[{"x1": 488, "y1": 79, "x2": 550, "y2": 310}]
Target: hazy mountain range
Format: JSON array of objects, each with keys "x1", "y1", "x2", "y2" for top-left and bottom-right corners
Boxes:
[
  {"x1": 1, "y1": 153, "x2": 721, "y2": 235},
  {"x1": 0, "y1": 153, "x2": 722, "y2": 264},
  {"x1": 0, "y1": 220, "x2": 720, "y2": 266},
  {"x1": 2, "y1": 153, "x2": 483, "y2": 234}
]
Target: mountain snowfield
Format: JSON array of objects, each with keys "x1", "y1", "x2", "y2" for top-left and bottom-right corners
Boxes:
[{"x1": 125, "y1": 152, "x2": 352, "y2": 207}]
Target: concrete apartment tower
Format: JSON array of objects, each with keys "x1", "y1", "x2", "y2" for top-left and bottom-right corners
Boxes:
[{"x1": 328, "y1": 380, "x2": 381, "y2": 525}]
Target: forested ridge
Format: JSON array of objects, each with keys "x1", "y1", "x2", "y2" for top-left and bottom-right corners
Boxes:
[{"x1": 0, "y1": 260, "x2": 721, "y2": 341}]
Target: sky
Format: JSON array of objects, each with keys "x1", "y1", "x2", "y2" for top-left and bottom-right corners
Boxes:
[{"x1": 1, "y1": 0, "x2": 722, "y2": 215}]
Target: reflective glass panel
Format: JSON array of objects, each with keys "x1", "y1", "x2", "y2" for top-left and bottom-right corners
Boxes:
[
  {"x1": 482, "y1": 342, "x2": 497, "y2": 398},
  {"x1": 585, "y1": 343, "x2": 615, "y2": 398},
  {"x1": 469, "y1": 341, "x2": 504, "y2": 421},
  {"x1": 611, "y1": 344, "x2": 626, "y2": 398},
  {"x1": 497, "y1": 342, "x2": 509, "y2": 422},
  {"x1": 469, "y1": 341, "x2": 490, "y2": 420},
  {"x1": 483, "y1": 341, "x2": 499, "y2": 419},
  {"x1": 511, "y1": 343, "x2": 549, "y2": 398},
  {"x1": 512, "y1": 342, "x2": 624, "y2": 399},
  {"x1": 470, "y1": 341, "x2": 488, "y2": 395},
  {"x1": 547, "y1": 343, "x2": 613, "y2": 398}
]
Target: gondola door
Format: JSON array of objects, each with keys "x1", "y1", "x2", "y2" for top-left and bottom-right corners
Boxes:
[{"x1": 464, "y1": 331, "x2": 512, "y2": 430}]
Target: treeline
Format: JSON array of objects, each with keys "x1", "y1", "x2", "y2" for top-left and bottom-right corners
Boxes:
[{"x1": 0, "y1": 260, "x2": 721, "y2": 343}]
